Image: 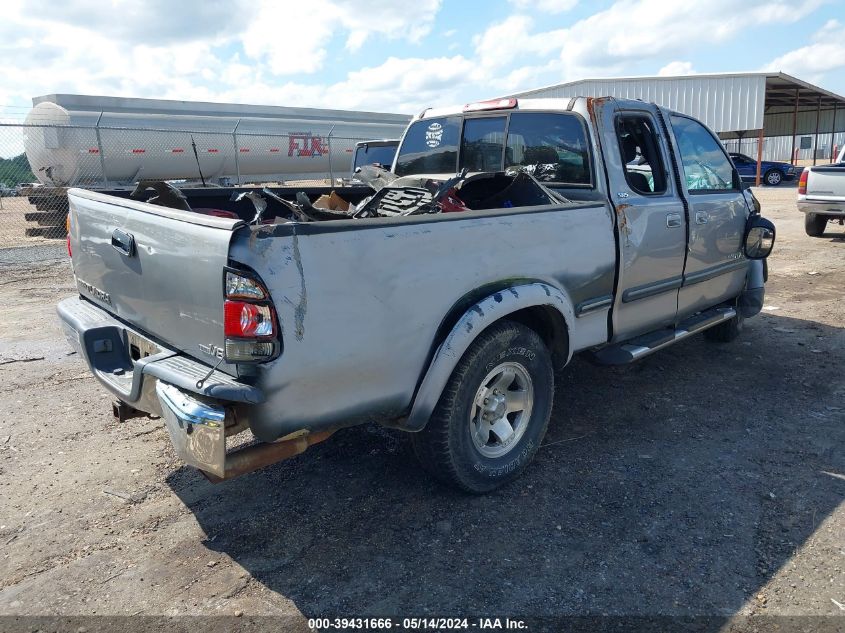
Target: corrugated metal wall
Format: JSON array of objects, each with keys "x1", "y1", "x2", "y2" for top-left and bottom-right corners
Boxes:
[
  {"x1": 511, "y1": 75, "x2": 767, "y2": 133},
  {"x1": 762, "y1": 106, "x2": 844, "y2": 137}
]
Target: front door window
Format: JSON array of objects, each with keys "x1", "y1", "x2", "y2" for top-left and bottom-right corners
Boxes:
[{"x1": 671, "y1": 116, "x2": 737, "y2": 192}]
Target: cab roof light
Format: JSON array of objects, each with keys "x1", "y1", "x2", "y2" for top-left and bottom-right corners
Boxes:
[{"x1": 463, "y1": 98, "x2": 518, "y2": 113}]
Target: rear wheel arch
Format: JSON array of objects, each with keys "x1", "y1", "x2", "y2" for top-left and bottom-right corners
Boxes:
[
  {"x1": 506, "y1": 305, "x2": 569, "y2": 371},
  {"x1": 401, "y1": 282, "x2": 573, "y2": 432}
]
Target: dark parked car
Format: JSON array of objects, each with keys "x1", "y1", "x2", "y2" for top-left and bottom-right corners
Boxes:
[{"x1": 729, "y1": 152, "x2": 796, "y2": 186}]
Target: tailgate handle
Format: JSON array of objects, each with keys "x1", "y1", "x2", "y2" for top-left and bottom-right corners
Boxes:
[{"x1": 111, "y1": 229, "x2": 135, "y2": 257}]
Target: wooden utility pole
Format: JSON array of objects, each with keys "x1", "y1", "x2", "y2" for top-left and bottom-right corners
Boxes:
[
  {"x1": 813, "y1": 95, "x2": 822, "y2": 166},
  {"x1": 790, "y1": 89, "x2": 799, "y2": 165}
]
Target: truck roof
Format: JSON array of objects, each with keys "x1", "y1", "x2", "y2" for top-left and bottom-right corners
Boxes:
[
  {"x1": 417, "y1": 96, "x2": 678, "y2": 122},
  {"x1": 420, "y1": 97, "x2": 582, "y2": 120}
]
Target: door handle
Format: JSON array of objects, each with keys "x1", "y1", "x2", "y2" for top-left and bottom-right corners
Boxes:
[
  {"x1": 666, "y1": 212, "x2": 682, "y2": 228},
  {"x1": 111, "y1": 228, "x2": 135, "y2": 257},
  {"x1": 695, "y1": 211, "x2": 709, "y2": 225}
]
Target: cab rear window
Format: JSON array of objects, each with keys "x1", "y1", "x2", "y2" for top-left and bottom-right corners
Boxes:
[
  {"x1": 394, "y1": 111, "x2": 592, "y2": 186},
  {"x1": 394, "y1": 117, "x2": 461, "y2": 176},
  {"x1": 460, "y1": 117, "x2": 507, "y2": 172}
]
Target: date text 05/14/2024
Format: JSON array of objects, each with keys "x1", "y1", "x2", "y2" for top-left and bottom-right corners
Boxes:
[{"x1": 307, "y1": 617, "x2": 528, "y2": 630}]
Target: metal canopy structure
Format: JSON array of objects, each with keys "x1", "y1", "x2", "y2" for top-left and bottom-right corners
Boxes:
[
  {"x1": 763, "y1": 73, "x2": 843, "y2": 110},
  {"x1": 509, "y1": 72, "x2": 845, "y2": 180}
]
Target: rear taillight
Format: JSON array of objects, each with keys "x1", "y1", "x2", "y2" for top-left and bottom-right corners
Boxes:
[
  {"x1": 223, "y1": 269, "x2": 279, "y2": 362},
  {"x1": 66, "y1": 213, "x2": 72, "y2": 257},
  {"x1": 798, "y1": 169, "x2": 808, "y2": 195},
  {"x1": 224, "y1": 301, "x2": 274, "y2": 337},
  {"x1": 225, "y1": 270, "x2": 267, "y2": 300}
]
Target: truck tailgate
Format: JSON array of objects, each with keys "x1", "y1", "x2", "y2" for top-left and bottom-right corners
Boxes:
[
  {"x1": 805, "y1": 165, "x2": 845, "y2": 201},
  {"x1": 67, "y1": 188, "x2": 244, "y2": 365}
]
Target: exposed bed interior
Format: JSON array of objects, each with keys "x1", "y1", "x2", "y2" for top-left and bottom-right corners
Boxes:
[{"x1": 115, "y1": 170, "x2": 577, "y2": 226}]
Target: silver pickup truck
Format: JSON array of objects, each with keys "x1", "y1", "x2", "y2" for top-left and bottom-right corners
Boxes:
[
  {"x1": 798, "y1": 146, "x2": 845, "y2": 236},
  {"x1": 58, "y1": 97, "x2": 775, "y2": 493}
]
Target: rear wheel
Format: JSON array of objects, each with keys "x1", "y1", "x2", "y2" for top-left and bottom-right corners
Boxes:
[
  {"x1": 411, "y1": 320, "x2": 554, "y2": 493},
  {"x1": 805, "y1": 213, "x2": 828, "y2": 237},
  {"x1": 764, "y1": 169, "x2": 783, "y2": 186}
]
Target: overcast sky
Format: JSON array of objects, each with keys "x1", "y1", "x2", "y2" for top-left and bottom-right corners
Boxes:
[{"x1": 2, "y1": 0, "x2": 844, "y2": 115}]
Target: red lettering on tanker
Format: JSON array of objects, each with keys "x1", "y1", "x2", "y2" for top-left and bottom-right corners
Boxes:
[{"x1": 288, "y1": 133, "x2": 328, "y2": 157}]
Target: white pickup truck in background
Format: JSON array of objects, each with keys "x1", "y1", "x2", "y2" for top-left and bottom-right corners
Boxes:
[{"x1": 798, "y1": 146, "x2": 845, "y2": 236}]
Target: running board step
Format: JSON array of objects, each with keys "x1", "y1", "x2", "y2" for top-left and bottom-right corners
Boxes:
[{"x1": 593, "y1": 307, "x2": 736, "y2": 365}]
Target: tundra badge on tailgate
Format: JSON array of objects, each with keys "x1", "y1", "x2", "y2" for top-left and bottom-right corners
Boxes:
[{"x1": 77, "y1": 278, "x2": 112, "y2": 305}]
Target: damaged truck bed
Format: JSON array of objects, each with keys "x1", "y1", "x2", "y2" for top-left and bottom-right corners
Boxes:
[{"x1": 59, "y1": 96, "x2": 775, "y2": 493}]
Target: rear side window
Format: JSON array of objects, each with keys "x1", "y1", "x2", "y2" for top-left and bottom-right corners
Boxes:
[
  {"x1": 460, "y1": 117, "x2": 507, "y2": 172},
  {"x1": 394, "y1": 117, "x2": 461, "y2": 176},
  {"x1": 505, "y1": 113, "x2": 591, "y2": 185},
  {"x1": 615, "y1": 114, "x2": 667, "y2": 195},
  {"x1": 671, "y1": 115, "x2": 737, "y2": 192}
]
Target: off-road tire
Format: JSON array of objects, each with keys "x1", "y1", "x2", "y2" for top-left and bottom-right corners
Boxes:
[
  {"x1": 411, "y1": 320, "x2": 554, "y2": 493},
  {"x1": 704, "y1": 311, "x2": 745, "y2": 343},
  {"x1": 805, "y1": 213, "x2": 828, "y2": 237}
]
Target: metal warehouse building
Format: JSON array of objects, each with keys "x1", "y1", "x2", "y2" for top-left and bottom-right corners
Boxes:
[{"x1": 509, "y1": 72, "x2": 845, "y2": 183}]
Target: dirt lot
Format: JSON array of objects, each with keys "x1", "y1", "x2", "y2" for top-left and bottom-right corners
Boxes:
[{"x1": 0, "y1": 186, "x2": 843, "y2": 628}]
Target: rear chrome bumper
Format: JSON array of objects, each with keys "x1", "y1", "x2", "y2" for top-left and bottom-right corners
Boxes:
[
  {"x1": 57, "y1": 295, "x2": 334, "y2": 481},
  {"x1": 57, "y1": 295, "x2": 263, "y2": 411},
  {"x1": 155, "y1": 380, "x2": 335, "y2": 481},
  {"x1": 797, "y1": 199, "x2": 845, "y2": 216},
  {"x1": 156, "y1": 381, "x2": 227, "y2": 477}
]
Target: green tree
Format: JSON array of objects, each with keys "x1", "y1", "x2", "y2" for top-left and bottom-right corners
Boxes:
[{"x1": 0, "y1": 154, "x2": 36, "y2": 187}]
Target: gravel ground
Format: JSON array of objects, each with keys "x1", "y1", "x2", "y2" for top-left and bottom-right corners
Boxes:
[{"x1": 0, "y1": 186, "x2": 843, "y2": 629}]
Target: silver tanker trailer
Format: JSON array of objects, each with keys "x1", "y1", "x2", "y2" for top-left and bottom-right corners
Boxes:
[{"x1": 20, "y1": 94, "x2": 410, "y2": 237}]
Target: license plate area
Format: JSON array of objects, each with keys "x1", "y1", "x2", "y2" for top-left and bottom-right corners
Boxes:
[{"x1": 127, "y1": 330, "x2": 160, "y2": 364}]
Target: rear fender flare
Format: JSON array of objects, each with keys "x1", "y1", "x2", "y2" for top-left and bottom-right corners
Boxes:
[{"x1": 401, "y1": 282, "x2": 574, "y2": 432}]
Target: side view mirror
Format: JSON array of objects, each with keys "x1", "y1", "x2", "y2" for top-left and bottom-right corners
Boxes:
[{"x1": 744, "y1": 215, "x2": 775, "y2": 260}]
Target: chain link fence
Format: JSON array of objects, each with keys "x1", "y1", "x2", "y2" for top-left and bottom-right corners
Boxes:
[{"x1": 0, "y1": 121, "x2": 373, "y2": 260}]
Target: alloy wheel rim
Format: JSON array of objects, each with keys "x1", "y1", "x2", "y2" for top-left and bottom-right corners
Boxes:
[{"x1": 469, "y1": 361, "x2": 534, "y2": 458}]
